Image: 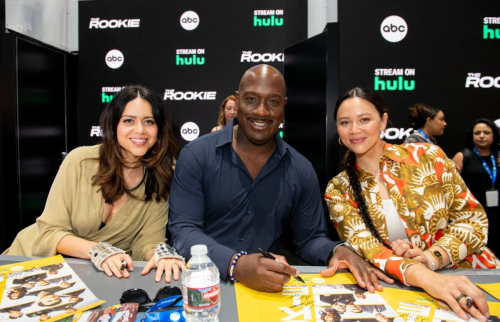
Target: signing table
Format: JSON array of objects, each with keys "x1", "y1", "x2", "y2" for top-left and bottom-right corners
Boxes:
[{"x1": 1, "y1": 255, "x2": 499, "y2": 321}]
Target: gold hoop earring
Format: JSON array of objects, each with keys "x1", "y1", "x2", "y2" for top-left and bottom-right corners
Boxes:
[{"x1": 338, "y1": 137, "x2": 344, "y2": 146}]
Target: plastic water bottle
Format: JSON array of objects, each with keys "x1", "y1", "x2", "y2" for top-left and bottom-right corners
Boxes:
[{"x1": 182, "y1": 245, "x2": 220, "y2": 322}]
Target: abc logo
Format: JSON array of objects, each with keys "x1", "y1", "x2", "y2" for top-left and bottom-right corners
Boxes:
[
  {"x1": 105, "y1": 49, "x2": 124, "y2": 69},
  {"x1": 180, "y1": 122, "x2": 200, "y2": 141},
  {"x1": 380, "y1": 15, "x2": 408, "y2": 43},
  {"x1": 180, "y1": 11, "x2": 199, "y2": 31}
]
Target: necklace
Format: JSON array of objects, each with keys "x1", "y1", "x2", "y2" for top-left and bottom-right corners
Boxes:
[{"x1": 125, "y1": 165, "x2": 146, "y2": 191}]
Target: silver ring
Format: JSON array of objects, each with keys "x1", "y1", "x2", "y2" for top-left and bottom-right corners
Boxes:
[
  {"x1": 456, "y1": 294, "x2": 466, "y2": 303},
  {"x1": 172, "y1": 262, "x2": 179, "y2": 266},
  {"x1": 367, "y1": 269, "x2": 374, "y2": 274}
]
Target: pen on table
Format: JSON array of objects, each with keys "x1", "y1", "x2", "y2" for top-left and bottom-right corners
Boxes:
[
  {"x1": 120, "y1": 260, "x2": 127, "y2": 271},
  {"x1": 258, "y1": 247, "x2": 305, "y2": 283}
]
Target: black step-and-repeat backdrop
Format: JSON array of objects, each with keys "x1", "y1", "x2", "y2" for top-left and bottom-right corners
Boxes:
[
  {"x1": 78, "y1": 0, "x2": 307, "y2": 148},
  {"x1": 338, "y1": 0, "x2": 500, "y2": 157}
]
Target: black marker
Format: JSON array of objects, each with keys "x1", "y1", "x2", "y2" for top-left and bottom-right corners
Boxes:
[
  {"x1": 120, "y1": 260, "x2": 127, "y2": 271},
  {"x1": 258, "y1": 247, "x2": 305, "y2": 283}
]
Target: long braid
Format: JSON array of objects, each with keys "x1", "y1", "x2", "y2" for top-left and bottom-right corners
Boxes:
[{"x1": 344, "y1": 150, "x2": 391, "y2": 248}]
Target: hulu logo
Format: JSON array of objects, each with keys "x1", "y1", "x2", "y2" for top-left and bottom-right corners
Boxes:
[
  {"x1": 483, "y1": 25, "x2": 500, "y2": 39},
  {"x1": 254, "y1": 15, "x2": 283, "y2": 27},
  {"x1": 374, "y1": 76, "x2": 415, "y2": 91},
  {"x1": 176, "y1": 55, "x2": 205, "y2": 65},
  {"x1": 102, "y1": 93, "x2": 114, "y2": 103}
]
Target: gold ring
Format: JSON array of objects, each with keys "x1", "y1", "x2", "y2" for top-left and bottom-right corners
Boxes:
[{"x1": 367, "y1": 269, "x2": 374, "y2": 273}]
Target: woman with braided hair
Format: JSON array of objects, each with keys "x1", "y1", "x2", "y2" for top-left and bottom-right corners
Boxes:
[{"x1": 325, "y1": 87, "x2": 498, "y2": 322}]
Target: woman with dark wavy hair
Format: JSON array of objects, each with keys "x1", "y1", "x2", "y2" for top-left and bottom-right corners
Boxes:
[
  {"x1": 453, "y1": 118, "x2": 499, "y2": 254},
  {"x1": 4, "y1": 85, "x2": 184, "y2": 282},
  {"x1": 211, "y1": 95, "x2": 237, "y2": 132},
  {"x1": 325, "y1": 87, "x2": 498, "y2": 322}
]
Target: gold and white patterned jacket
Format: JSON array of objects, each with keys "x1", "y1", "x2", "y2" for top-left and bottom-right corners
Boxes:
[{"x1": 325, "y1": 143, "x2": 499, "y2": 284}]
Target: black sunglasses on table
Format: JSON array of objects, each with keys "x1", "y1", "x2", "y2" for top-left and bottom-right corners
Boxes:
[{"x1": 120, "y1": 286, "x2": 182, "y2": 311}]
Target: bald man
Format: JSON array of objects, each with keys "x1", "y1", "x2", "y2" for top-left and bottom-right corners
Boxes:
[{"x1": 168, "y1": 65, "x2": 393, "y2": 292}]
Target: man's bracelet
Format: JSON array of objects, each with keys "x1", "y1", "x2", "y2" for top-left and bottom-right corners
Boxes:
[
  {"x1": 422, "y1": 252, "x2": 436, "y2": 272},
  {"x1": 229, "y1": 251, "x2": 247, "y2": 283}
]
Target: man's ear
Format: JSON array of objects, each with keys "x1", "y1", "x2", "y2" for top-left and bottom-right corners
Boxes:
[{"x1": 234, "y1": 91, "x2": 240, "y2": 108}]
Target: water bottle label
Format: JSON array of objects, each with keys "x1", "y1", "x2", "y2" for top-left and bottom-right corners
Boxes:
[{"x1": 184, "y1": 283, "x2": 220, "y2": 309}]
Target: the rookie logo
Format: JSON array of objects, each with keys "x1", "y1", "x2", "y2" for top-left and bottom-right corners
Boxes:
[
  {"x1": 164, "y1": 89, "x2": 216, "y2": 100},
  {"x1": 90, "y1": 126, "x2": 102, "y2": 137},
  {"x1": 105, "y1": 50, "x2": 124, "y2": 69},
  {"x1": 465, "y1": 73, "x2": 500, "y2": 88},
  {"x1": 241, "y1": 51, "x2": 283, "y2": 63},
  {"x1": 180, "y1": 11, "x2": 199, "y2": 30},
  {"x1": 89, "y1": 18, "x2": 140, "y2": 29},
  {"x1": 180, "y1": 122, "x2": 200, "y2": 141},
  {"x1": 380, "y1": 16, "x2": 408, "y2": 42}
]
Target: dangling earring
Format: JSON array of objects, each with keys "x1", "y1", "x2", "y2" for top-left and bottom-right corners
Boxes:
[{"x1": 338, "y1": 137, "x2": 344, "y2": 145}]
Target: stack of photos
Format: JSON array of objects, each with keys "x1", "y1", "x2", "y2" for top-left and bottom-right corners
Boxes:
[
  {"x1": 0, "y1": 256, "x2": 104, "y2": 322},
  {"x1": 313, "y1": 284, "x2": 403, "y2": 322},
  {"x1": 75, "y1": 303, "x2": 138, "y2": 322},
  {"x1": 432, "y1": 307, "x2": 500, "y2": 322}
]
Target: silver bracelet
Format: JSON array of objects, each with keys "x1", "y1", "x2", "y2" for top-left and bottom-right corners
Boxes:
[
  {"x1": 88, "y1": 242, "x2": 126, "y2": 271},
  {"x1": 422, "y1": 252, "x2": 435, "y2": 271},
  {"x1": 154, "y1": 242, "x2": 185, "y2": 266}
]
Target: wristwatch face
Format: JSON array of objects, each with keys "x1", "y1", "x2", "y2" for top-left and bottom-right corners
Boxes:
[{"x1": 433, "y1": 250, "x2": 443, "y2": 263}]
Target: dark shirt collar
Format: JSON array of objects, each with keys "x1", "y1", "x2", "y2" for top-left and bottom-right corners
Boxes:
[{"x1": 215, "y1": 117, "x2": 287, "y2": 158}]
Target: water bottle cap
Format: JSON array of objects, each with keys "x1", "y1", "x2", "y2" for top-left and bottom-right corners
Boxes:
[{"x1": 191, "y1": 244, "x2": 208, "y2": 256}]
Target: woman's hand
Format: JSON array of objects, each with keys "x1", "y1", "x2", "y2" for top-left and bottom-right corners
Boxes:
[
  {"x1": 321, "y1": 245, "x2": 394, "y2": 292},
  {"x1": 390, "y1": 240, "x2": 423, "y2": 259},
  {"x1": 406, "y1": 265, "x2": 489, "y2": 321},
  {"x1": 142, "y1": 257, "x2": 185, "y2": 283},
  {"x1": 101, "y1": 253, "x2": 133, "y2": 278}
]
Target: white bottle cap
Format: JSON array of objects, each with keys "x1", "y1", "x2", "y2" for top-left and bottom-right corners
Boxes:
[{"x1": 191, "y1": 244, "x2": 208, "y2": 256}]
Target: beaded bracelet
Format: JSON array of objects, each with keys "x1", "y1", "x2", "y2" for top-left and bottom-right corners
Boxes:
[
  {"x1": 422, "y1": 252, "x2": 436, "y2": 272},
  {"x1": 229, "y1": 251, "x2": 247, "y2": 282}
]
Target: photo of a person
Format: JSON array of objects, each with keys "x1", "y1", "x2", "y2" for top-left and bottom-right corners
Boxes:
[
  {"x1": 21, "y1": 282, "x2": 35, "y2": 290},
  {"x1": 354, "y1": 292, "x2": 366, "y2": 299},
  {"x1": 347, "y1": 301, "x2": 362, "y2": 313},
  {"x1": 331, "y1": 302, "x2": 346, "y2": 313},
  {"x1": 8, "y1": 311, "x2": 22, "y2": 320},
  {"x1": 374, "y1": 312, "x2": 390, "y2": 322},
  {"x1": 58, "y1": 282, "x2": 72, "y2": 289},
  {"x1": 68, "y1": 296, "x2": 83, "y2": 305},
  {"x1": 65, "y1": 307, "x2": 77, "y2": 313},
  {"x1": 35, "y1": 293, "x2": 61, "y2": 307},
  {"x1": 319, "y1": 308, "x2": 341, "y2": 322},
  {"x1": 36, "y1": 280, "x2": 50, "y2": 287},
  {"x1": 39, "y1": 314, "x2": 50, "y2": 321},
  {"x1": 7, "y1": 288, "x2": 27, "y2": 300}
]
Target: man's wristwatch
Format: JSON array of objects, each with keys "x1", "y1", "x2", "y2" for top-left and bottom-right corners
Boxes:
[{"x1": 429, "y1": 249, "x2": 444, "y2": 269}]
